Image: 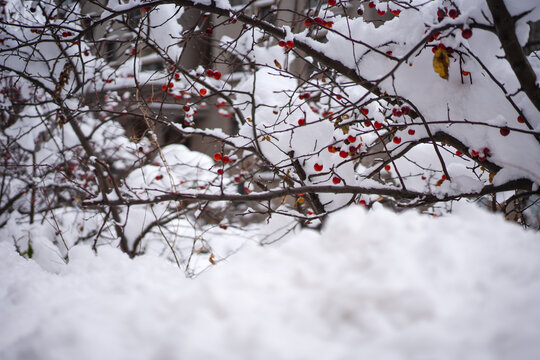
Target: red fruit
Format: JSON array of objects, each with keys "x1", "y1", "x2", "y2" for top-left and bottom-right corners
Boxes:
[
  {"x1": 500, "y1": 127, "x2": 510, "y2": 136},
  {"x1": 483, "y1": 147, "x2": 490, "y2": 154},
  {"x1": 213, "y1": 71, "x2": 222, "y2": 80},
  {"x1": 199, "y1": 88, "x2": 207, "y2": 95},
  {"x1": 456, "y1": 150, "x2": 462, "y2": 156},
  {"x1": 155, "y1": 175, "x2": 163, "y2": 180},
  {"x1": 386, "y1": 50, "x2": 393, "y2": 56},
  {"x1": 174, "y1": 73, "x2": 180, "y2": 79},
  {"x1": 393, "y1": 136, "x2": 401, "y2": 144},
  {"x1": 347, "y1": 135, "x2": 356, "y2": 143},
  {"x1": 401, "y1": 105, "x2": 411, "y2": 115},
  {"x1": 384, "y1": 164, "x2": 391, "y2": 171},
  {"x1": 391, "y1": 9, "x2": 401, "y2": 16},
  {"x1": 314, "y1": 163, "x2": 323, "y2": 172},
  {"x1": 462, "y1": 70, "x2": 470, "y2": 76},
  {"x1": 361, "y1": 108, "x2": 369, "y2": 115},
  {"x1": 332, "y1": 176, "x2": 341, "y2": 184},
  {"x1": 368, "y1": 2, "x2": 376, "y2": 9},
  {"x1": 278, "y1": 40, "x2": 285, "y2": 47},
  {"x1": 298, "y1": 118, "x2": 306, "y2": 126},
  {"x1": 377, "y1": 10, "x2": 385, "y2": 16},
  {"x1": 206, "y1": 69, "x2": 214, "y2": 77},
  {"x1": 324, "y1": 21, "x2": 334, "y2": 28},
  {"x1": 62, "y1": 31, "x2": 71, "y2": 38},
  {"x1": 84, "y1": 50, "x2": 89, "y2": 56},
  {"x1": 328, "y1": 0, "x2": 337, "y2": 6},
  {"x1": 358, "y1": 200, "x2": 367, "y2": 206},
  {"x1": 471, "y1": 150, "x2": 479, "y2": 157},
  {"x1": 441, "y1": 174, "x2": 447, "y2": 181},
  {"x1": 168, "y1": 82, "x2": 174, "y2": 88},
  {"x1": 304, "y1": 18, "x2": 313, "y2": 27},
  {"x1": 461, "y1": 28, "x2": 472, "y2": 39},
  {"x1": 205, "y1": 28, "x2": 213, "y2": 35},
  {"x1": 328, "y1": 146, "x2": 337, "y2": 153},
  {"x1": 286, "y1": 40, "x2": 294, "y2": 49},
  {"x1": 448, "y1": 9, "x2": 459, "y2": 19},
  {"x1": 339, "y1": 150, "x2": 348, "y2": 158},
  {"x1": 222, "y1": 156, "x2": 230, "y2": 164},
  {"x1": 314, "y1": 17, "x2": 324, "y2": 25},
  {"x1": 183, "y1": 105, "x2": 190, "y2": 112},
  {"x1": 162, "y1": 84, "x2": 167, "y2": 91},
  {"x1": 517, "y1": 116, "x2": 524, "y2": 123},
  {"x1": 408, "y1": 129, "x2": 415, "y2": 135},
  {"x1": 219, "y1": 224, "x2": 228, "y2": 229},
  {"x1": 213, "y1": 153, "x2": 222, "y2": 161},
  {"x1": 217, "y1": 169, "x2": 224, "y2": 175},
  {"x1": 364, "y1": 120, "x2": 371, "y2": 127},
  {"x1": 303, "y1": 93, "x2": 311, "y2": 100},
  {"x1": 374, "y1": 121, "x2": 382, "y2": 129}
]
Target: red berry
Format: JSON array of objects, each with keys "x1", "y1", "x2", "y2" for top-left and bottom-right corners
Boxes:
[
  {"x1": 304, "y1": 18, "x2": 313, "y2": 27},
  {"x1": 373, "y1": 121, "x2": 382, "y2": 129},
  {"x1": 298, "y1": 118, "x2": 306, "y2": 126},
  {"x1": 155, "y1": 175, "x2": 163, "y2": 180},
  {"x1": 328, "y1": 0, "x2": 337, "y2": 6},
  {"x1": 213, "y1": 153, "x2": 222, "y2": 161},
  {"x1": 358, "y1": 200, "x2": 367, "y2": 206},
  {"x1": 332, "y1": 177, "x2": 341, "y2": 184},
  {"x1": 174, "y1": 73, "x2": 180, "y2": 79},
  {"x1": 199, "y1": 88, "x2": 207, "y2": 95},
  {"x1": 500, "y1": 127, "x2": 510, "y2": 136},
  {"x1": 314, "y1": 17, "x2": 324, "y2": 25},
  {"x1": 162, "y1": 84, "x2": 167, "y2": 91},
  {"x1": 386, "y1": 50, "x2": 393, "y2": 56},
  {"x1": 408, "y1": 129, "x2": 415, "y2": 135},
  {"x1": 183, "y1": 105, "x2": 190, "y2": 112},
  {"x1": 213, "y1": 71, "x2": 222, "y2": 80},
  {"x1": 347, "y1": 135, "x2": 356, "y2": 143},
  {"x1": 314, "y1": 163, "x2": 323, "y2": 172},
  {"x1": 205, "y1": 28, "x2": 213, "y2": 35},
  {"x1": 517, "y1": 116, "x2": 524, "y2": 123},
  {"x1": 217, "y1": 169, "x2": 224, "y2": 175},
  {"x1": 377, "y1": 10, "x2": 385, "y2": 16},
  {"x1": 441, "y1": 174, "x2": 447, "y2": 181},
  {"x1": 384, "y1": 165, "x2": 391, "y2": 171},
  {"x1": 483, "y1": 147, "x2": 490, "y2": 154},
  {"x1": 168, "y1": 82, "x2": 174, "y2": 88},
  {"x1": 393, "y1": 137, "x2": 401, "y2": 144},
  {"x1": 368, "y1": 2, "x2": 376, "y2": 9},
  {"x1": 401, "y1": 105, "x2": 411, "y2": 115},
  {"x1": 222, "y1": 156, "x2": 230, "y2": 164},
  {"x1": 339, "y1": 150, "x2": 348, "y2": 158},
  {"x1": 285, "y1": 40, "x2": 294, "y2": 49},
  {"x1": 448, "y1": 9, "x2": 459, "y2": 19},
  {"x1": 328, "y1": 146, "x2": 337, "y2": 153},
  {"x1": 461, "y1": 28, "x2": 472, "y2": 39},
  {"x1": 206, "y1": 69, "x2": 214, "y2": 77},
  {"x1": 364, "y1": 120, "x2": 371, "y2": 127},
  {"x1": 471, "y1": 150, "x2": 479, "y2": 157},
  {"x1": 361, "y1": 108, "x2": 369, "y2": 115},
  {"x1": 456, "y1": 151, "x2": 462, "y2": 156},
  {"x1": 278, "y1": 40, "x2": 285, "y2": 47}
]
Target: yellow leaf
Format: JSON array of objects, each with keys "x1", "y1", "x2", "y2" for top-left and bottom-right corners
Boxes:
[
  {"x1": 433, "y1": 47, "x2": 449, "y2": 80},
  {"x1": 274, "y1": 59, "x2": 282, "y2": 70}
]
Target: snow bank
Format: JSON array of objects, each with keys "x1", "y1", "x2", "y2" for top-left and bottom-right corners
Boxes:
[{"x1": 1, "y1": 205, "x2": 539, "y2": 360}]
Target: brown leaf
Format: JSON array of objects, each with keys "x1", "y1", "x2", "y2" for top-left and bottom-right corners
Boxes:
[
  {"x1": 274, "y1": 59, "x2": 282, "y2": 70},
  {"x1": 433, "y1": 47, "x2": 449, "y2": 80}
]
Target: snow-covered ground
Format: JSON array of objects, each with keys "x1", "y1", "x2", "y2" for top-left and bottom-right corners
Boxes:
[{"x1": 1, "y1": 203, "x2": 539, "y2": 360}]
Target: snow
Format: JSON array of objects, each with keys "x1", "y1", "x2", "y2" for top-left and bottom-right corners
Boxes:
[{"x1": 1, "y1": 204, "x2": 539, "y2": 360}]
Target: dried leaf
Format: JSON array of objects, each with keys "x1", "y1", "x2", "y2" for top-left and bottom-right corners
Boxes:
[
  {"x1": 209, "y1": 253, "x2": 216, "y2": 265},
  {"x1": 433, "y1": 47, "x2": 449, "y2": 80},
  {"x1": 295, "y1": 196, "x2": 305, "y2": 207},
  {"x1": 274, "y1": 59, "x2": 282, "y2": 70},
  {"x1": 340, "y1": 124, "x2": 350, "y2": 134}
]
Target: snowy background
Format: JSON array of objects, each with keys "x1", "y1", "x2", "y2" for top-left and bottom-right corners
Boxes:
[{"x1": 1, "y1": 203, "x2": 539, "y2": 360}]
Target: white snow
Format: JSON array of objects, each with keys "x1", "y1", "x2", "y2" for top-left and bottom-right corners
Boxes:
[{"x1": 1, "y1": 204, "x2": 539, "y2": 360}]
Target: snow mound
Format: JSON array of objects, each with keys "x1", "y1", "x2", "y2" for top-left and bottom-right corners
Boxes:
[{"x1": 1, "y1": 205, "x2": 539, "y2": 360}]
